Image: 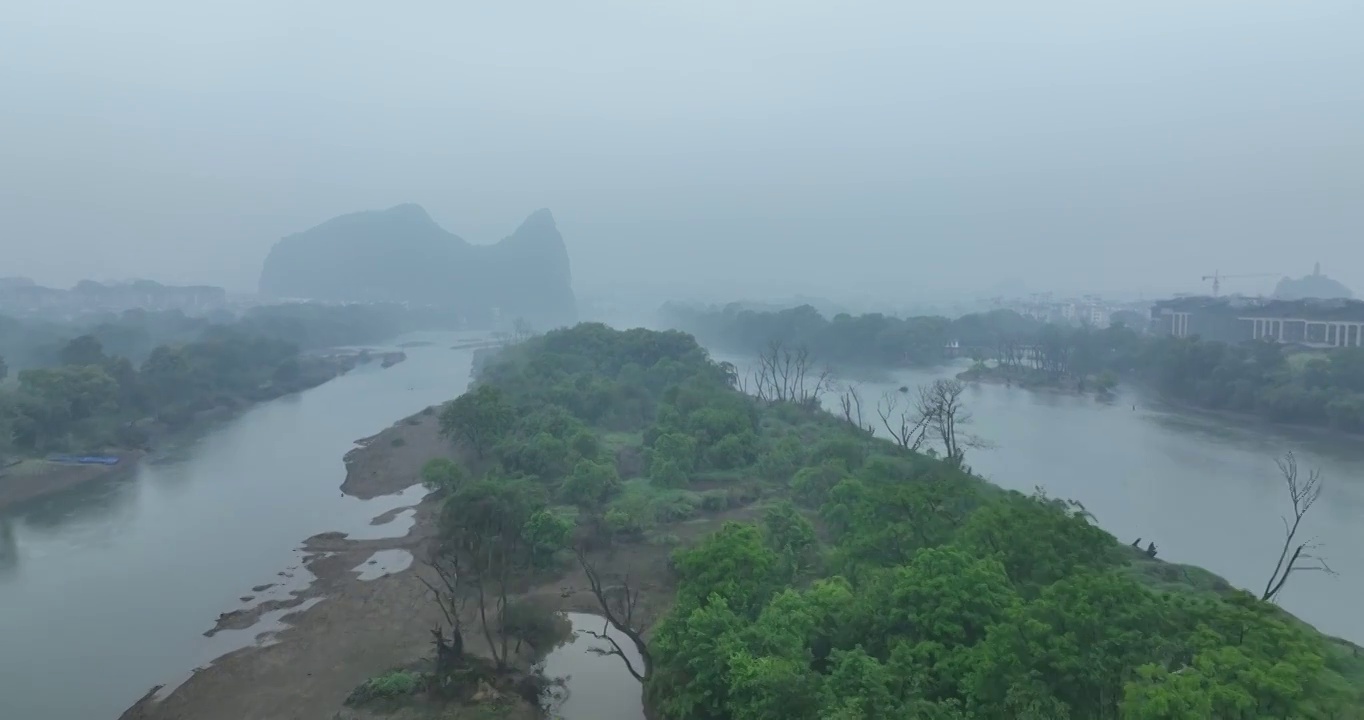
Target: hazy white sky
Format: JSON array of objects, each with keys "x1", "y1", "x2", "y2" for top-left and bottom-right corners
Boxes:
[{"x1": 3, "y1": 1, "x2": 1361, "y2": 302}]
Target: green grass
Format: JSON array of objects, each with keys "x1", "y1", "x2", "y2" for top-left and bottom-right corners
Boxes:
[
  {"x1": 346, "y1": 669, "x2": 425, "y2": 705},
  {"x1": 3, "y1": 459, "x2": 54, "y2": 476}
]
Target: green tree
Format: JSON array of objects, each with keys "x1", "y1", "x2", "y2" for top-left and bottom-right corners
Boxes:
[
  {"x1": 436, "y1": 476, "x2": 543, "y2": 669},
  {"x1": 651, "y1": 432, "x2": 697, "y2": 473},
  {"x1": 561, "y1": 458, "x2": 620, "y2": 508},
  {"x1": 673, "y1": 522, "x2": 780, "y2": 617},
  {"x1": 58, "y1": 334, "x2": 108, "y2": 367},
  {"x1": 438, "y1": 384, "x2": 514, "y2": 459},
  {"x1": 956, "y1": 490, "x2": 1118, "y2": 591},
  {"x1": 523, "y1": 508, "x2": 572, "y2": 568},
  {"x1": 968, "y1": 571, "x2": 1168, "y2": 718},
  {"x1": 420, "y1": 458, "x2": 465, "y2": 494},
  {"x1": 14, "y1": 365, "x2": 119, "y2": 450},
  {"x1": 761, "y1": 501, "x2": 818, "y2": 580},
  {"x1": 648, "y1": 595, "x2": 748, "y2": 720}
]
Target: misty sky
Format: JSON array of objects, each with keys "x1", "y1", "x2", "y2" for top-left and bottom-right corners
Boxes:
[{"x1": 3, "y1": 1, "x2": 1361, "y2": 304}]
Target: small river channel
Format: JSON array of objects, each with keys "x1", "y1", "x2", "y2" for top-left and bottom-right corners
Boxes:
[
  {"x1": 539, "y1": 613, "x2": 646, "y2": 720},
  {"x1": 0, "y1": 331, "x2": 483, "y2": 720}
]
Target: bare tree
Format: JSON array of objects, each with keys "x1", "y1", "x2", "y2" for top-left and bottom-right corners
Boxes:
[
  {"x1": 717, "y1": 361, "x2": 741, "y2": 390},
  {"x1": 750, "y1": 340, "x2": 834, "y2": 406},
  {"x1": 416, "y1": 548, "x2": 469, "y2": 677},
  {"x1": 915, "y1": 379, "x2": 990, "y2": 466},
  {"x1": 1262, "y1": 452, "x2": 1335, "y2": 603},
  {"x1": 876, "y1": 388, "x2": 929, "y2": 450},
  {"x1": 838, "y1": 383, "x2": 875, "y2": 434},
  {"x1": 575, "y1": 547, "x2": 653, "y2": 682},
  {"x1": 511, "y1": 317, "x2": 536, "y2": 343},
  {"x1": 997, "y1": 336, "x2": 1024, "y2": 372}
]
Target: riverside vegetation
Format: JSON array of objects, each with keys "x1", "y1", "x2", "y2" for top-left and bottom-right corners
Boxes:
[
  {"x1": 0, "y1": 303, "x2": 425, "y2": 470},
  {"x1": 356, "y1": 322, "x2": 1363, "y2": 719},
  {"x1": 664, "y1": 303, "x2": 1364, "y2": 433}
]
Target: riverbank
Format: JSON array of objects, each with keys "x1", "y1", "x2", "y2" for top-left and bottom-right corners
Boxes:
[
  {"x1": 118, "y1": 398, "x2": 751, "y2": 720},
  {"x1": 116, "y1": 328, "x2": 1364, "y2": 719},
  {"x1": 0, "y1": 349, "x2": 406, "y2": 513},
  {"x1": 0, "y1": 452, "x2": 143, "y2": 509},
  {"x1": 117, "y1": 406, "x2": 449, "y2": 720}
]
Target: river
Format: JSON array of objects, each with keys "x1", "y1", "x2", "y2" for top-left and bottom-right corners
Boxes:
[
  {"x1": 811, "y1": 361, "x2": 1364, "y2": 646},
  {"x1": 3, "y1": 340, "x2": 1362, "y2": 719},
  {"x1": 0, "y1": 331, "x2": 483, "y2": 720}
]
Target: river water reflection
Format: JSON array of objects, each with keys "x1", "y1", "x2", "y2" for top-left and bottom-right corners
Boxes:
[
  {"x1": 0, "y1": 332, "x2": 483, "y2": 720},
  {"x1": 540, "y1": 613, "x2": 646, "y2": 720}
]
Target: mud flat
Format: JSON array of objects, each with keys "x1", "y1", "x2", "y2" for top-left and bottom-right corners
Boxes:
[{"x1": 118, "y1": 410, "x2": 449, "y2": 720}]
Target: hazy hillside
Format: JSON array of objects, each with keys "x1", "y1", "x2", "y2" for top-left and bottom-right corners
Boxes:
[
  {"x1": 1275, "y1": 266, "x2": 1354, "y2": 300},
  {"x1": 258, "y1": 204, "x2": 576, "y2": 328}
]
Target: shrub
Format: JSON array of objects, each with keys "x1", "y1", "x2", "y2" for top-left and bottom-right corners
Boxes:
[
  {"x1": 652, "y1": 458, "x2": 689, "y2": 487},
  {"x1": 704, "y1": 431, "x2": 758, "y2": 470},
  {"x1": 346, "y1": 670, "x2": 424, "y2": 705},
  {"x1": 700, "y1": 490, "x2": 729, "y2": 512},
  {"x1": 502, "y1": 602, "x2": 569, "y2": 652},
  {"x1": 791, "y1": 461, "x2": 848, "y2": 508},
  {"x1": 390, "y1": 436, "x2": 407, "y2": 447},
  {"x1": 561, "y1": 459, "x2": 621, "y2": 508}
]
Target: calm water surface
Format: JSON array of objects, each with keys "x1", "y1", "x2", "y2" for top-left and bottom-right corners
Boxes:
[
  {"x1": 4, "y1": 338, "x2": 1362, "y2": 719},
  {"x1": 0, "y1": 332, "x2": 482, "y2": 720},
  {"x1": 540, "y1": 613, "x2": 646, "y2": 720},
  {"x1": 713, "y1": 352, "x2": 1364, "y2": 646}
]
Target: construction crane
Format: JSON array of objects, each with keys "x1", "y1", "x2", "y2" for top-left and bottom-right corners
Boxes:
[{"x1": 1200, "y1": 270, "x2": 1280, "y2": 297}]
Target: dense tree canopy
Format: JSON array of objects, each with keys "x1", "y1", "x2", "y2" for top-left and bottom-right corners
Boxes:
[
  {"x1": 0, "y1": 304, "x2": 422, "y2": 458},
  {"x1": 415, "y1": 322, "x2": 1362, "y2": 719}
]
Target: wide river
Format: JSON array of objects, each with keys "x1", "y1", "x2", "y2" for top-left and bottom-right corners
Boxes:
[
  {"x1": 2, "y1": 338, "x2": 1361, "y2": 719},
  {"x1": 712, "y1": 352, "x2": 1364, "y2": 648},
  {"x1": 0, "y1": 332, "x2": 482, "y2": 720}
]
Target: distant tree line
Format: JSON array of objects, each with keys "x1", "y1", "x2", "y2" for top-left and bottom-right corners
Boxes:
[
  {"x1": 661, "y1": 303, "x2": 1046, "y2": 368},
  {"x1": 0, "y1": 301, "x2": 458, "y2": 372},
  {"x1": 0, "y1": 303, "x2": 441, "y2": 462},
  {"x1": 662, "y1": 303, "x2": 1364, "y2": 433}
]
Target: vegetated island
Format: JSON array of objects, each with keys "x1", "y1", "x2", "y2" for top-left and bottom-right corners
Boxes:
[
  {"x1": 662, "y1": 302, "x2": 1364, "y2": 433},
  {"x1": 0, "y1": 304, "x2": 415, "y2": 509},
  {"x1": 129, "y1": 323, "x2": 1363, "y2": 719}
]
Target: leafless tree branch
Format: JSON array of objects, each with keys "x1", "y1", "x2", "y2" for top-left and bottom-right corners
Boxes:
[
  {"x1": 1262, "y1": 451, "x2": 1335, "y2": 602},
  {"x1": 575, "y1": 547, "x2": 653, "y2": 681}
]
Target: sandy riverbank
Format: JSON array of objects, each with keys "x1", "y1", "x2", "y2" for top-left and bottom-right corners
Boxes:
[
  {"x1": 117, "y1": 393, "x2": 752, "y2": 720},
  {"x1": 117, "y1": 407, "x2": 450, "y2": 720},
  {"x1": 0, "y1": 452, "x2": 142, "y2": 510}
]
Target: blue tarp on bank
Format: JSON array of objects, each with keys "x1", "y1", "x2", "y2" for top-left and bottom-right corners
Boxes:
[{"x1": 46, "y1": 454, "x2": 121, "y2": 465}]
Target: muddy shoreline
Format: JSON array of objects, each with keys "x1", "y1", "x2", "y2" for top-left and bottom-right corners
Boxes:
[
  {"x1": 0, "y1": 451, "x2": 143, "y2": 510},
  {"x1": 117, "y1": 407, "x2": 450, "y2": 720},
  {"x1": 116, "y1": 390, "x2": 721, "y2": 720}
]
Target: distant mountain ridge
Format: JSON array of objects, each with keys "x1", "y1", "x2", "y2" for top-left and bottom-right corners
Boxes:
[{"x1": 258, "y1": 205, "x2": 576, "y2": 327}]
